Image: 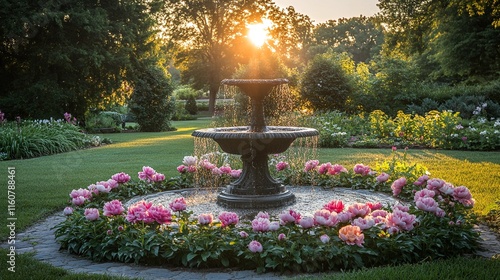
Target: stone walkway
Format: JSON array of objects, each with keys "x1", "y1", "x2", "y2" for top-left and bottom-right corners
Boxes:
[{"x1": 2, "y1": 213, "x2": 499, "y2": 280}]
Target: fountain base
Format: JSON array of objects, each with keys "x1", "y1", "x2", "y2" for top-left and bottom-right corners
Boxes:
[{"x1": 217, "y1": 188, "x2": 296, "y2": 209}]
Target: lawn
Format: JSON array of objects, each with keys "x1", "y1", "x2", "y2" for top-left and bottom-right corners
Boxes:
[
  {"x1": 0, "y1": 118, "x2": 499, "y2": 279},
  {"x1": 1, "y1": 118, "x2": 499, "y2": 240}
]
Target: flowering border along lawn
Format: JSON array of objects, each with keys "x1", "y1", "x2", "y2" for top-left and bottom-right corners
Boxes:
[{"x1": 55, "y1": 153, "x2": 480, "y2": 273}]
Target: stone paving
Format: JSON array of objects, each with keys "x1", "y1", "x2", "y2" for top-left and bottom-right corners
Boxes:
[{"x1": 2, "y1": 213, "x2": 499, "y2": 280}]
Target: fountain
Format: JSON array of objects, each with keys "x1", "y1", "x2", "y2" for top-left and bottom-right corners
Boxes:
[{"x1": 192, "y1": 78, "x2": 319, "y2": 209}]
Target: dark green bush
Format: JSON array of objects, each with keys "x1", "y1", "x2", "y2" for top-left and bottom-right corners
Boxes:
[{"x1": 185, "y1": 95, "x2": 198, "y2": 115}]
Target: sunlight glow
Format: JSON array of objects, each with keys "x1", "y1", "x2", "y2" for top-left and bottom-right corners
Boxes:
[{"x1": 247, "y1": 20, "x2": 272, "y2": 47}]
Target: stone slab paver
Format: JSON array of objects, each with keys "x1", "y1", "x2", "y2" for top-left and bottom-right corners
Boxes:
[{"x1": 2, "y1": 213, "x2": 499, "y2": 279}]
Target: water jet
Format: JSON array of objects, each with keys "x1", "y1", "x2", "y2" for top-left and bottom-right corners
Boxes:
[{"x1": 192, "y1": 79, "x2": 318, "y2": 209}]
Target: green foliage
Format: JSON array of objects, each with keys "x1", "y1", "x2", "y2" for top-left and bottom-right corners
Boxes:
[
  {"x1": 184, "y1": 95, "x2": 198, "y2": 115},
  {"x1": 301, "y1": 52, "x2": 355, "y2": 112},
  {"x1": 0, "y1": 0, "x2": 165, "y2": 120},
  {"x1": 129, "y1": 65, "x2": 175, "y2": 132},
  {"x1": 0, "y1": 119, "x2": 103, "y2": 160},
  {"x1": 173, "y1": 85, "x2": 200, "y2": 100}
]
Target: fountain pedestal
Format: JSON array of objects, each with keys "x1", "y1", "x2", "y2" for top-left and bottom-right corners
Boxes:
[{"x1": 192, "y1": 79, "x2": 318, "y2": 209}]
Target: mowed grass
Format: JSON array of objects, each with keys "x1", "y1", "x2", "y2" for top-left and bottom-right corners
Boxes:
[{"x1": 0, "y1": 118, "x2": 499, "y2": 240}]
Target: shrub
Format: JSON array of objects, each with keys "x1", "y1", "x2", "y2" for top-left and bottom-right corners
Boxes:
[
  {"x1": 129, "y1": 65, "x2": 175, "y2": 132},
  {"x1": 185, "y1": 95, "x2": 198, "y2": 115}
]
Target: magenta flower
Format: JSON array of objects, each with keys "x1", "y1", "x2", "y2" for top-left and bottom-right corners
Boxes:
[
  {"x1": 392, "y1": 204, "x2": 410, "y2": 212},
  {"x1": 328, "y1": 164, "x2": 348, "y2": 175},
  {"x1": 218, "y1": 211, "x2": 239, "y2": 227},
  {"x1": 63, "y1": 207, "x2": 73, "y2": 215},
  {"x1": 151, "y1": 173, "x2": 165, "y2": 182},
  {"x1": 200, "y1": 159, "x2": 216, "y2": 170},
  {"x1": 336, "y1": 212, "x2": 353, "y2": 223},
  {"x1": 323, "y1": 199, "x2": 344, "y2": 213},
  {"x1": 177, "y1": 165, "x2": 188, "y2": 173},
  {"x1": 366, "y1": 201, "x2": 382, "y2": 210},
  {"x1": 111, "y1": 172, "x2": 131, "y2": 184},
  {"x1": 187, "y1": 165, "x2": 197, "y2": 173},
  {"x1": 84, "y1": 208, "x2": 100, "y2": 221},
  {"x1": 339, "y1": 225, "x2": 364, "y2": 246},
  {"x1": 239, "y1": 231, "x2": 249, "y2": 238},
  {"x1": 103, "y1": 200, "x2": 125, "y2": 217},
  {"x1": 318, "y1": 162, "x2": 333, "y2": 175},
  {"x1": 138, "y1": 166, "x2": 156, "y2": 181},
  {"x1": 255, "y1": 211, "x2": 270, "y2": 219},
  {"x1": 304, "y1": 160, "x2": 319, "y2": 172},
  {"x1": 320, "y1": 234, "x2": 330, "y2": 243},
  {"x1": 414, "y1": 189, "x2": 436, "y2": 202},
  {"x1": 169, "y1": 197, "x2": 187, "y2": 212},
  {"x1": 218, "y1": 165, "x2": 231, "y2": 175},
  {"x1": 248, "y1": 240, "x2": 263, "y2": 253},
  {"x1": 427, "y1": 178, "x2": 445, "y2": 191},
  {"x1": 198, "y1": 213, "x2": 213, "y2": 225},
  {"x1": 70, "y1": 188, "x2": 92, "y2": 199},
  {"x1": 313, "y1": 209, "x2": 339, "y2": 227},
  {"x1": 278, "y1": 233, "x2": 286, "y2": 241},
  {"x1": 376, "y1": 172, "x2": 390, "y2": 183},
  {"x1": 391, "y1": 177, "x2": 407, "y2": 196},
  {"x1": 276, "y1": 161, "x2": 289, "y2": 171},
  {"x1": 230, "y1": 169, "x2": 242, "y2": 178},
  {"x1": 279, "y1": 209, "x2": 301, "y2": 225},
  {"x1": 353, "y1": 164, "x2": 371, "y2": 176},
  {"x1": 413, "y1": 174, "x2": 429, "y2": 186},
  {"x1": 252, "y1": 217, "x2": 271, "y2": 232},
  {"x1": 149, "y1": 205, "x2": 172, "y2": 224}
]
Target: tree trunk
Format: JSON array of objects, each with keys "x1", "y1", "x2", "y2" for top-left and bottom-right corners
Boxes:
[{"x1": 208, "y1": 83, "x2": 218, "y2": 116}]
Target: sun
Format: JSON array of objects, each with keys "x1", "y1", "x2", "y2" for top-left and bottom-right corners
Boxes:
[{"x1": 247, "y1": 20, "x2": 272, "y2": 48}]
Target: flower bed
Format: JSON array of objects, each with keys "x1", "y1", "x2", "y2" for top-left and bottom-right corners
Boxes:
[{"x1": 55, "y1": 154, "x2": 480, "y2": 273}]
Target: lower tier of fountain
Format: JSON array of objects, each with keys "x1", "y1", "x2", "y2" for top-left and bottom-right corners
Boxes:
[{"x1": 125, "y1": 187, "x2": 404, "y2": 221}]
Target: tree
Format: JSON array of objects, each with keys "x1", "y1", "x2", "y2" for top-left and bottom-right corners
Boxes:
[
  {"x1": 313, "y1": 16, "x2": 384, "y2": 63},
  {"x1": 300, "y1": 52, "x2": 355, "y2": 112},
  {"x1": 0, "y1": 0, "x2": 163, "y2": 119}
]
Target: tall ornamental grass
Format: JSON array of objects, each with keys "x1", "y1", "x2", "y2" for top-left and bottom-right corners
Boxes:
[{"x1": 0, "y1": 120, "x2": 103, "y2": 160}]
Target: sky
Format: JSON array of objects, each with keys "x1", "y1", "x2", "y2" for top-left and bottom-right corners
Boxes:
[{"x1": 273, "y1": 0, "x2": 380, "y2": 23}]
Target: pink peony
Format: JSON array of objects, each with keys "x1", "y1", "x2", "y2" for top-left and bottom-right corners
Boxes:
[
  {"x1": 304, "y1": 160, "x2": 320, "y2": 172},
  {"x1": 393, "y1": 204, "x2": 410, "y2": 212},
  {"x1": 63, "y1": 207, "x2": 73, "y2": 215},
  {"x1": 386, "y1": 209, "x2": 416, "y2": 231},
  {"x1": 453, "y1": 186, "x2": 475, "y2": 207},
  {"x1": 200, "y1": 159, "x2": 216, "y2": 170},
  {"x1": 328, "y1": 164, "x2": 348, "y2": 175},
  {"x1": 269, "y1": 221, "x2": 280, "y2": 231},
  {"x1": 182, "y1": 156, "x2": 198, "y2": 166},
  {"x1": 169, "y1": 197, "x2": 187, "y2": 212},
  {"x1": 314, "y1": 209, "x2": 339, "y2": 227},
  {"x1": 415, "y1": 197, "x2": 439, "y2": 213},
  {"x1": 279, "y1": 209, "x2": 301, "y2": 225},
  {"x1": 278, "y1": 233, "x2": 286, "y2": 241},
  {"x1": 151, "y1": 173, "x2": 165, "y2": 182},
  {"x1": 366, "y1": 201, "x2": 383, "y2": 210},
  {"x1": 111, "y1": 172, "x2": 131, "y2": 184},
  {"x1": 414, "y1": 189, "x2": 436, "y2": 201},
  {"x1": 148, "y1": 205, "x2": 172, "y2": 224},
  {"x1": 427, "y1": 178, "x2": 445, "y2": 191},
  {"x1": 218, "y1": 211, "x2": 239, "y2": 227},
  {"x1": 103, "y1": 200, "x2": 125, "y2": 216},
  {"x1": 252, "y1": 217, "x2": 271, "y2": 232},
  {"x1": 96, "y1": 184, "x2": 111, "y2": 193},
  {"x1": 353, "y1": 164, "x2": 371, "y2": 176},
  {"x1": 211, "y1": 167, "x2": 222, "y2": 175},
  {"x1": 318, "y1": 162, "x2": 333, "y2": 175},
  {"x1": 347, "y1": 203, "x2": 371, "y2": 218},
  {"x1": 413, "y1": 174, "x2": 429, "y2": 186},
  {"x1": 352, "y1": 217, "x2": 375, "y2": 230},
  {"x1": 439, "y1": 183, "x2": 455, "y2": 195},
  {"x1": 320, "y1": 234, "x2": 330, "y2": 243},
  {"x1": 339, "y1": 225, "x2": 364, "y2": 246},
  {"x1": 177, "y1": 165, "x2": 188, "y2": 173},
  {"x1": 376, "y1": 172, "x2": 390, "y2": 183},
  {"x1": 298, "y1": 216, "x2": 315, "y2": 229},
  {"x1": 255, "y1": 211, "x2": 270, "y2": 219},
  {"x1": 187, "y1": 165, "x2": 197, "y2": 173},
  {"x1": 70, "y1": 188, "x2": 92, "y2": 199},
  {"x1": 239, "y1": 231, "x2": 249, "y2": 238},
  {"x1": 72, "y1": 196, "x2": 86, "y2": 206},
  {"x1": 219, "y1": 165, "x2": 232, "y2": 174},
  {"x1": 126, "y1": 200, "x2": 153, "y2": 224},
  {"x1": 230, "y1": 169, "x2": 242, "y2": 178},
  {"x1": 276, "y1": 161, "x2": 289, "y2": 171},
  {"x1": 248, "y1": 240, "x2": 263, "y2": 253},
  {"x1": 391, "y1": 177, "x2": 407, "y2": 196},
  {"x1": 198, "y1": 213, "x2": 213, "y2": 225},
  {"x1": 323, "y1": 199, "x2": 344, "y2": 213},
  {"x1": 337, "y1": 212, "x2": 353, "y2": 223},
  {"x1": 84, "y1": 208, "x2": 100, "y2": 221}
]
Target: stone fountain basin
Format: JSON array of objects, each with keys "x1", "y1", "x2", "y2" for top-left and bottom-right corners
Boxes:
[{"x1": 192, "y1": 126, "x2": 318, "y2": 155}]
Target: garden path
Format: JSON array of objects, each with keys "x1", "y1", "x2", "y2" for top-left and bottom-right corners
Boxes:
[{"x1": 2, "y1": 213, "x2": 499, "y2": 279}]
